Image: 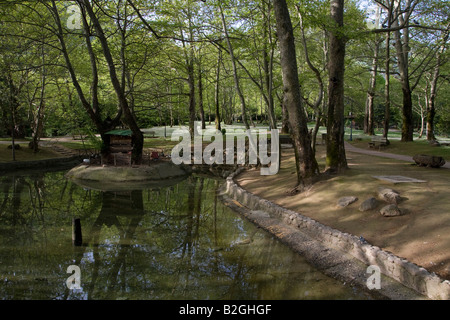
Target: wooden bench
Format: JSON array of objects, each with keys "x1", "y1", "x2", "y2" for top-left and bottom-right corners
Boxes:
[
  {"x1": 368, "y1": 136, "x2": 388, "y2": 149},
  {"x1": 72, "y1": 134, "x2": 88, "y2": 140}
]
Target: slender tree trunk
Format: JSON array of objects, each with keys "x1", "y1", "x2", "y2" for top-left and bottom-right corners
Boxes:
[
  {"x1": 262, "y1": 2, "x2": 277, "y2": 129},
  {"x1": 8, "y1": 77, "x2": 18, "y2": 161},
  {"x1": 326, "y1": 0, "x2": 347, "y2": 173},
  {"x1": 416, "y1": 94, "x2": 425, "y2": 139},
  {"x1": 365, "y1": 38, "x2": 381, "y2": 136},
  {"x1": 30, "y1": 41, "x2": 46, "y2": 153},
  {"x1": 11, "y1": 113, "x2": 16, "y2": 161},
  {"x1": 187, "y1": 58, "x2": 196, "y2": 137},
  {"x1": 31, "y1": 100, "x2": 45, "y2": 153},
  {"x1": 198, "y1": 58, "x2": 206, "y2": 130},
  {"x1": 311, "y1": 111, "x2": 322, "y2": 155},
  {"x1": 297, "y1": 7, "x2": 324, "y2": 155},
  {"x1": 426, "y1": 81, "x2": 437, "y2": 142},
  {"x1": 262, "y1": 45, "x2": 276, "y2": 129},
  {"x1": 364, "y1": 6, "x2": 381, "y2": 136},
  {"x1": 427, "y1": 30, "x2": 448, "y2": 141},
  {"x1": 273, "y1": 0, "x2": 319, "y2": 189},
  {"x1": 383, "y1": 24, "x2": 391, "y2": 141},
  {"x1": 177, "y1": 10, "x2": 197, "y2": 138},
  {"x1": 218, "y1": 3, "x2": 249, "y2": 130},
  {"x1": 214, "y1": 49, "x2": 222, "y2": 131}
]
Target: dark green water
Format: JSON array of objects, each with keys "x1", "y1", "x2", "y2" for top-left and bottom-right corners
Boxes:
[{"x1": 0, "y1": 169, "x2": 369, "y2": 300}]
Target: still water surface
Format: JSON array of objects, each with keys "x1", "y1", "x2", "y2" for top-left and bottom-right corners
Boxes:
[{"x1": 0, "y1": 169, "x2": 369, "y2": 300}]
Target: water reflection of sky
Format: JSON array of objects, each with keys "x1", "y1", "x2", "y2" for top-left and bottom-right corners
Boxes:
[{"x1": 0, "y1": 170, "x2": 369, "y2": 300}]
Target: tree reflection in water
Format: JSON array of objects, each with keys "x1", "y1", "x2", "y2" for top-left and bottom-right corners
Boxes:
[{"x1": 0, "y1": 171, "x2": 368, "y2": 300}]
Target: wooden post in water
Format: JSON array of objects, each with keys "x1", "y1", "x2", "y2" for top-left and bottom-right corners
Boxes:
[{"x1": 72, "y1": 218, "x2": 82, "y2": 246}]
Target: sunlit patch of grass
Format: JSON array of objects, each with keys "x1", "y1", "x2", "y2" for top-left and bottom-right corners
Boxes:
[
  {"x1": 58, "y1": 141, "x2": 97, "y2": 150},
  {"x1": 144, "y1": 137, "x2": 179, "y2": 152}
]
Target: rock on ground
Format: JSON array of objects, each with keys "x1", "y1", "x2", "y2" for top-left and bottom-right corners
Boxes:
[
  {"x1": 337, "y1": 196, "x2": 358, "y2": 207},
  {"x1": 378, "y1": 187, "x2": 402, "y2": 204},
  {"x1": 359, "y1": 197, "x2": 379, "y2": 212},
  {"x1": 380, "y1": 204, "x2": 403, "y2": 217}
]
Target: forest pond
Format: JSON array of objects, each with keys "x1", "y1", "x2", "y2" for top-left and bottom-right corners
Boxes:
[{"x1": 0, "y1": 168, "x2": 370, "y2": 300}]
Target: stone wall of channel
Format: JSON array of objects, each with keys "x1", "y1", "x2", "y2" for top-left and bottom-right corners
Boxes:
[{"x1": 224, "y1": 168, "x2": 450, "y2": 300}]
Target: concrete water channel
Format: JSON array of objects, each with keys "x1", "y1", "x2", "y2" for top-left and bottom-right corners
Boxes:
[{"x1": 0, "y1": 165, "x2": 375, "y2": 300}]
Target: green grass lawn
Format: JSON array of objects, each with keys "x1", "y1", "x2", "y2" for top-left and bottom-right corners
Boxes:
[
  {"x1": 57, "y1": 137, "x2": 180, "y2": 152},
  {"x1": 143, "y1": 137, "x2": 179, "y2": 151},
  {"x1": 2, "y1": 125, "x2": 450, "y2": 163},
  {"x1": 58, "y1": 139, "x2": 97, "y2": 149},
  {"x1": 0, "y1": 137, "x2": 179, "y2": 163},
  {"x1": 0, "y1": 143, "x2": 62, "y2": 162}
]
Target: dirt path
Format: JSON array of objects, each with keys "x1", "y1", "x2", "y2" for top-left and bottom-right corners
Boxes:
[
  {"x1": 235, "y1": 143, "x2": 450, "y2": 281},
  {"x1": 344, "y1": 141, "x2": 450, "y2": 169}
]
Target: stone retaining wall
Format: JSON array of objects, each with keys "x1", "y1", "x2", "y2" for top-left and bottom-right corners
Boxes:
[{"x1": 224, "y1": 168, "x2": 450, "y2": 300}]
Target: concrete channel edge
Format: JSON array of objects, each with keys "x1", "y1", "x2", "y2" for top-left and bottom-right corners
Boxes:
[{"x1": 221, "y1": 167, "x2": 450, "y2": 300}]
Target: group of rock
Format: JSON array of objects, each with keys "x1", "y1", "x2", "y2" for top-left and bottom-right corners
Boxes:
[{"x1": 337, "y1": 187, "x2": 403, "y2": 217}]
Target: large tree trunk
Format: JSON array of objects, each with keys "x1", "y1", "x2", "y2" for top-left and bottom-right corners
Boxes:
[
  {"x1": 392, "y1": 1, "x2": 414, "y2": 142},
  {"x1": 50, "y1": 0, "x2": 121, "y2": 160},
  {"x1": 280, "y1": 95, "x2": 290, "y2": 134},
  {"x1": 82, "y1": 0, "x2": 143, "y2": 163},
  {"x1": 325, "y1": 0, "x2": 348, "y2": 173},
  {"x1": 400, "y1": 82, "x2": 414, "y2": 141},
  {"x1": 273, "y1": 0, "x2": 319, "y2": 189}
]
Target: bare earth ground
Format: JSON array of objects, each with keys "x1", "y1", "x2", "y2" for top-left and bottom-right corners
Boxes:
[{"x1": 235, "y1": 143, "x2": 450, "y2": 281}]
